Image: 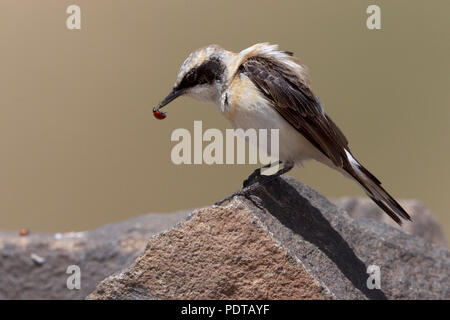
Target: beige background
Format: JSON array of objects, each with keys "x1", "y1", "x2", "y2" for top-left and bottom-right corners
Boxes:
[{"x1": 1, "y1": 1, "x2": 449, "y2": 237}]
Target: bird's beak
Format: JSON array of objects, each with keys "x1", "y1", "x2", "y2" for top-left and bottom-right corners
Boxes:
[{"x1": 155, "y1": 88, "x2": 186, "y2": 111}]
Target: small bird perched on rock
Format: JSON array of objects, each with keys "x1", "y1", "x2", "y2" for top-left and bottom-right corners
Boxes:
[{"x1": 154, "y1": 43, "x2": 411, "y2": 225}]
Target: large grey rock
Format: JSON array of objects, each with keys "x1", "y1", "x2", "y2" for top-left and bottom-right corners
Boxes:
[
  {"x1": 0, "y1": 211, "x2": 190, "y2": 299},
  {"x1": 88, "y1": 177, "x2": 449, "y2": 300},
  {"x1": 334, "y1": 198, "x2": 447, "y2": 248}
]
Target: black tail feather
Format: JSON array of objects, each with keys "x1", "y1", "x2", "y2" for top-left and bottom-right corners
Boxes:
[{"x1": 344, "y1": 160, "x2": 411, "y2": 226}]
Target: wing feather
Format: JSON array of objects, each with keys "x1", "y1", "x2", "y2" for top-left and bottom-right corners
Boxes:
[
  {"x1": 240, "y1": 56, "x2": 349, "y2": 168},
  {"x1": 239, "y1": 55, "x2": 411, "y2": 224}
]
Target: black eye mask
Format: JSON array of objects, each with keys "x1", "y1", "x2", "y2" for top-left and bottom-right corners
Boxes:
[{"x1": 177, "y1": 58, "x2": 224, "y2": 90}]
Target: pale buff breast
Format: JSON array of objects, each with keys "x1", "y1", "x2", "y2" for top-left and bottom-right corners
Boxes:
[{"x1": 221, "y1": 73, "x2": 331, "y2": 167}]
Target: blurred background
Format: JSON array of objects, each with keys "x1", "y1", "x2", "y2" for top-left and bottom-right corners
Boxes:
[{"x1": 0, "y1": 0, "x2": 448, "y2": 237}]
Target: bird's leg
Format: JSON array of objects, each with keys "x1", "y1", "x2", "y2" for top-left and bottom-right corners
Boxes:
[
  {"x1": 242, "y1": 162, "x2": 276, "y2": 188},
  {"x1": 215, "y1": 162, "x2": 294, "y2": 206},
  {"x1": 251, "y1": 161, "x2": 294, "y2": 186}
]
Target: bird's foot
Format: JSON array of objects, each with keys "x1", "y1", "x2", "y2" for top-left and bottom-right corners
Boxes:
[
  {"x1": 216, "y1": 162, "x2": 292, "y2": 206},
  {"x1": 243, "y1": 169, "x2": 261, "y2": 188},
  {"x1": 242, "y1": 162, "x2": 278, "y2": 188},
  {"x1": 215, "y1": 182, "x2": 264, "y2": 206}
]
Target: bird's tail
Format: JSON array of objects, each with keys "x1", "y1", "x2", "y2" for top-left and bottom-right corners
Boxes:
[{"x1": 343, "y1": 150, "x2": 411, "y2": 225}]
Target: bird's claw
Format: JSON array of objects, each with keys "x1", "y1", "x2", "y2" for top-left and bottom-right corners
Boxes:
[
  {"x1": 214, "y1": 186, "x2": 254, "y2": 206},
  {"x1": 243, "y1": 171, "x2": 261, "y2": 188}
]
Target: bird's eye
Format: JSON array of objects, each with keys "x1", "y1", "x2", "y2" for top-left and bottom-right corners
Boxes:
[
  {"x1": 177, "y1": 59, "x2": 222, "y2": 90},
  {"x1": 197, "y1": 60, "x2": 219, "y2": 84},
  {"x1": 198, "y1": 71, "x2": 211, "y2": 85},
  {"x1": 185, "y1": 71, "x2": 197, "y2": 86}
]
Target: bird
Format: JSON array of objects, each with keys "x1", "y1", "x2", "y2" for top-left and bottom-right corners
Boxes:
[{"x1": 153, "y1": 43, "x2": 411, "y2": 225}]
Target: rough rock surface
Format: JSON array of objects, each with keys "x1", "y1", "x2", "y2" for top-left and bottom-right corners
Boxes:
[
  {"x1": 0, "y1": 211, "x2": 190, "y2": 299},
  {"x1": 88, "y1": 177, "x2": 450, "y2": 300},
  {"x1": 334, "y1": 198, "x2": 447, "y2": 248}
]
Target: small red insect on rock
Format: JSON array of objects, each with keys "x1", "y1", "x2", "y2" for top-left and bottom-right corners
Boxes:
[
  {"x1": 153, "y1": 108, "x2": 167, "y2": 120},
  {"x1": 19, "y1": 228, "x2": 29, "y2": 236}
]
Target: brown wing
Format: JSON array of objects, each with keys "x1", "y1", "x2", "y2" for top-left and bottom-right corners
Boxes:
[
  {"x1": 240, "y1": 56, "x2": 350, "y2": 168},
  {"x1": 240, "y1": 55, "x2": 411, "y2": 225}
]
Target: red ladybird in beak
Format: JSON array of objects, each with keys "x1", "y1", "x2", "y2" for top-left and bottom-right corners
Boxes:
[{"x1": 153, "y1": 108, "x2": 167, "y2": 120}]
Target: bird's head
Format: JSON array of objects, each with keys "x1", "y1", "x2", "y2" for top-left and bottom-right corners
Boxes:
[{"x1": 155, "y1": 45, "x2": 235, "y2": 114}]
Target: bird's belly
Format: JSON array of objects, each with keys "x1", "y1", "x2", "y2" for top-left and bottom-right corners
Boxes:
[{"x1": 225, "y1": 99, "x2": 325, "y2": 166}]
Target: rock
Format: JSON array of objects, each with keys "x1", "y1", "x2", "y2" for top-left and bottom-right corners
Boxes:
[
  {"x1": 334, "y1": 198, "x2": 447, "y2": 248},
  {"x1": 88, "y1": 177, "x2": 450, "y2": 300},
  {"x1": 0, "y1": 210, "x2": 190, "y2": 299}
]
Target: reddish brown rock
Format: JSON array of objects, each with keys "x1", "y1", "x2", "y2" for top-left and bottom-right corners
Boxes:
[
  {"x1": 2, "y1": 177, "x2": 448, "y2": 300},
  {"x1": 88, "y1": 204, "x2": 330, "y2": 300},
  {"x1": 88, "y1": 177, "x2": 449, "y2": 300}
]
